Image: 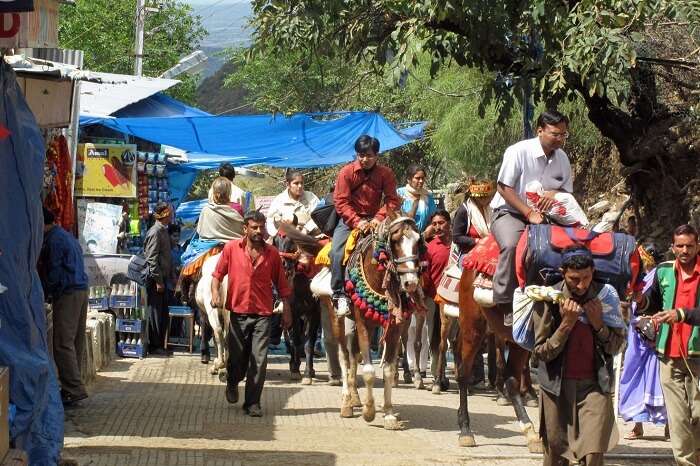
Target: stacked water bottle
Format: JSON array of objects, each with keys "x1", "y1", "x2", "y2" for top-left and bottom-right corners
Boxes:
[
  {"x1": 88, "y1": 286, "x2": 110, "y2": 310},
  {"x1": 111, "y1": 282, "x2": 148, "y2": 359}
]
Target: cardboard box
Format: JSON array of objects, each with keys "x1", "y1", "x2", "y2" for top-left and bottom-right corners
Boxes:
[{"x1": 0, "y1": 367, "x2": 9, "y2": 462}]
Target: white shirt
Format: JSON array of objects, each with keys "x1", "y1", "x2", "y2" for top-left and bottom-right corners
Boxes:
[
  {"x1": 490, "y1": 137, "x2": 573, "y2": 212},
  {"x1": 265, "y1": 189, "x2": 320, "y2": 237}
]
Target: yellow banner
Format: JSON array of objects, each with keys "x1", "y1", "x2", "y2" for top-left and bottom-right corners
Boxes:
[{"x1": 75, "y1": 143, "x2": 137, "y2": 198}]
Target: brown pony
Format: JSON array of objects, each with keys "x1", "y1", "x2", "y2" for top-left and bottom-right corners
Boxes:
[
  {"x1": 326, "y1": 214, "x2": 424, "y2": 429},
  {"x1": 449, "y1": 269, "x2": 542, "y2": 450}
]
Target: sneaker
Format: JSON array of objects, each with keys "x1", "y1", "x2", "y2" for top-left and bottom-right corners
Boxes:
[
  {"x1": 334, "y1": 296, "x2": 351, "y2": 317},
  {"x1": 225, "y1": 383, "x2": 239, "y2": 404},
  {"x1": 61, "y1": 391, "x2": 88, "y2": 407},
  {"x1": 246, "y1": 404, "x2": 263, "y2": 417}
]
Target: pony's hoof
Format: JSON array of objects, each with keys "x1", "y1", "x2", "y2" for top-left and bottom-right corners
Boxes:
[
  {"x1": 362, "y1": 404, "x2": 376, "y2": 422},
  {"x1": 527, "y1": 437, "x2": 544, "y2": 453},
  {"x1": 432, "y1": 384, "x2": 442, "y2": 395},
  {"x1": 458, "y1": 434, "x2": 476, "y2": 447},
  {"x1": 440, "y1": 377, "x2": 450, "y2": 392},
  {"x1": 340, "y1": 405, "x2": 354, "y2": 418},
  {"x1": 301, "y1": 377, "x2": 312, "y2": 385},
  {"x1": 217, "y1": 370, "x2": 227, "y2": 383},
  {"x1": 403, "y1": 371, "x2": 412, "y2": 384},
  {"x1": 350, "y1": 393, "x2": 363, "y2": 408},
  {"x1": 496, "y1": 395, "x2": 510, "y2": 406},
  {"x1": 414, "y1": 377, "x2": 425, "y2": 390},
  {"x1": 290, "y1": 371, "x2": 302, "y2": 381},
  {"x1": 383, "y1": 414, "x2": 402, "y2": 430}
]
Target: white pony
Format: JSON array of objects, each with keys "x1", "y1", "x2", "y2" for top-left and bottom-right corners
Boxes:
[{"x1": 195, "y1": 252, "x2": 230, "y2": 379}]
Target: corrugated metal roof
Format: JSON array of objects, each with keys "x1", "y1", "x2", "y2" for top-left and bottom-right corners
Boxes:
[
  {"x1": 79, "y1": 72, "x2": 179, "y2": 117},
  {"x1": 5, "y1": 54, "x2": 180, "y2": 117}
]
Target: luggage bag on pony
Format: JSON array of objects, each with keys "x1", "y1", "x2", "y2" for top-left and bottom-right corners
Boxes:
[{"x1": 512, "y1": 224, "x2": 640, "y2": 350}]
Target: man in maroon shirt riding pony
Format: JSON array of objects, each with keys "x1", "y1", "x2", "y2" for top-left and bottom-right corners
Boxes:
[{"x1": 330, "y1": 135, "x2": 401, "y2": 317}]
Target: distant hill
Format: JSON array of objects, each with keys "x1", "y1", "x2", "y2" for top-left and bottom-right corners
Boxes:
[
  {"x1": 191, "y1": 1, "x2": 251, "y2": 78},
  {"x1": 195, "y1": 60, "x2": 254, "y2": 115}
]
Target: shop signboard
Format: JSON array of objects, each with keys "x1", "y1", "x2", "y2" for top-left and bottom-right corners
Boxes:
[
  {"x1": 77, "y1": 200, "x2": 122, "y2": 254},
  {"x1": 75, "y1": 143, "x2": 137, "y2": 198},
  {"x1": 0, "y1": 0, "x2": 57, "y2": 48},
  {"x1": 83, "y1": 253, "x2": 132, "y2": 288},
  {"x1": 0, "y1": 0, "x2": 34, "y2": 12}
]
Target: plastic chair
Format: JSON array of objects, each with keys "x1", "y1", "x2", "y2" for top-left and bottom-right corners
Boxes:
[{"x1": 165, "y1": 306, "x2": 195, "y2": 353}]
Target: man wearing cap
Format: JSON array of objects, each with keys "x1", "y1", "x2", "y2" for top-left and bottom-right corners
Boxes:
[
  {"x1": 636, "y1": 224, "x2": 700, "y2": 466},
  {"x1": 491, "y1": 110, "x2": 573, "y2": 324},
  {"x1": 330, "y1": 135, "x2": 401, "y2": 316},
  {"x1": 532, "y1": 245, "x2": 626, "y2": 466},
  {"x1": 144, "y1": 202, "x2": 175, "y2": 356}
]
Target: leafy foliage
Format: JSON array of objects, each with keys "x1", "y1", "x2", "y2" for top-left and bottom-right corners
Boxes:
[
  {"x1": 59, "y1": 0, "x2": 206, "y2": 104},
  {"x1": 248, "y1": 0, "x2": 700, "y2": 126}
]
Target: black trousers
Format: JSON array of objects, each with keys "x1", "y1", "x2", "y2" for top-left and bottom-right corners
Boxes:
[
  {"x1": 147, "y1": 284, "x2": 170, "y2": 350},
  {"x1": 53, "y1": 289, "x2": 88, "y2": 398},
  {"x1": 226, "y1": 314, "x2": 271, "y2": 408}
]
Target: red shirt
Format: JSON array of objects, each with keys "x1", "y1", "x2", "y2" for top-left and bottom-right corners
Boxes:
[
  {"x1": 423, "y1": 235, "x2": 451, "y2": 298},
  {"x1": 334, "y1": 160, "x2": 401, "y2": 229},
  {"x1": 564, "y1": 320, "x2": 596, "y2": 380},
  {"x1": 212, "y1": 239, "x2": 291, "y2": 316},
  {"x1": 667, "y1": 257, "x2": 700, "y2": 358}
]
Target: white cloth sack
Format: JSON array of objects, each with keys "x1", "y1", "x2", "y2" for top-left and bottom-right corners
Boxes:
[{"x1": 525, "y1": 180, "x2": 589, "y2": 226}]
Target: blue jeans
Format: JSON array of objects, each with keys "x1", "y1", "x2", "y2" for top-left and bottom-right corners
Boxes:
[{"x1": 330, "y1": 218, "x2": 353, "y2": 298}]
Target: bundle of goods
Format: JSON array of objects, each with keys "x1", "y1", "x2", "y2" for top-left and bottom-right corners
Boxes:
[{"x1": 524, "y1": 180, "x2": 589, "y2": 227}]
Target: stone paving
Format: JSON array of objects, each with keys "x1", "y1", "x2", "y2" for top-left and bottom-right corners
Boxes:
[{"x1": 64, "y1": 352, "x2": 674, "y2": 466}]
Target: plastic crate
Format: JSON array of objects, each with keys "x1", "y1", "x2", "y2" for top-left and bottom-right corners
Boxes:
[
  {"x1": 117, "y1": 342, "x2": 145, "y2": 359},
  {"x1": 110, "y1": 294, "x2": 139, "y2": 309},
  {"x1": 116, "y1": 318, "x2": 143, "y2": 334},
  {"x1": 168, "y1": 305, "x2": 193, "y2": 316},
  {"x1": 88, "y1": 297, "x2": 109, "y2": 310}
]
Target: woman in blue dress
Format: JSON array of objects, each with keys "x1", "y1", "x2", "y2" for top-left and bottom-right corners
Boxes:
[
  {"x1": 397, "y1": 164, "x2": 436, "y2": 234},
  {"x1": 619, "y1": 243, "x2": 669, "y2": 440},
  {"x1": 397, "y1": 164, "x2": 435, "y2": 382}
]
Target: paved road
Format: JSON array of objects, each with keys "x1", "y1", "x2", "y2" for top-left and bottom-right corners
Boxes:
[{"x1": 64, "y1": 352, "x2": 673, "y2": 466}]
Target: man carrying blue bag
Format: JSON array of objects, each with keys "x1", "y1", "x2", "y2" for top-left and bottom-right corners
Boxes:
[{"x1": 530, "y1": 245, "x2": 626, "y2": 466}]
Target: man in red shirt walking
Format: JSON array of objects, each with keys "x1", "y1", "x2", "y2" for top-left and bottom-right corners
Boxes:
[
  {"x1": 422, "y1": 210, "x2": 452, "y2": 379},
  {"x1": 211, "y1": 211, "x2": 292, "y2": 417},
  {"x1": 638, "y1": 224, "x2": 700, "y2": 465},
  {"x1": 331, "y1": 135, "x2": 401, "y2": 316}
]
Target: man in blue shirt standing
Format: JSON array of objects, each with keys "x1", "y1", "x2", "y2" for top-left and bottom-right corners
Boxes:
[{"x1": 41, "y1": 207, "x2": 89, "y2": 405}]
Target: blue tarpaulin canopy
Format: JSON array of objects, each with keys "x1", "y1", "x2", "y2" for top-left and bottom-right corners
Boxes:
[
  {"x1": 82, "y1": 111, "x2": 424, "y2": 169},
  {"x1": 1, "y1": 62, "x2": 63, "y2": 465}
]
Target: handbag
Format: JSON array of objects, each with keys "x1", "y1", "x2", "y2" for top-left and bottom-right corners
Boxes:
[
  {"x1": 311, "y1": 181, "x2": 364, "y2": 236},
  {"x1": 127, "y1": 254, "x2": 149, "y2": 286},
  {"x1": 310, "y1": 194, "x2": 339, "y2": 236},
  {"x1": 634, "y1": 316, "x2": 658, "y2": 345}
]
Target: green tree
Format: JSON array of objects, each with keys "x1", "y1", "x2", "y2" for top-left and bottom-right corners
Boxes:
[
  {"x1": 248, "y1": 0, "x2": 700, "y2": 234},
  {"x1": 59, "y1": 0, "x2": 206, "y2": 104}
]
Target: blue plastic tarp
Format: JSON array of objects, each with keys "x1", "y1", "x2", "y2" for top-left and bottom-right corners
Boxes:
[
  {"x1": 0, "y1": 62, "x2": 64, "y2": 465},
  {"x1": 83, "y1": 112, "x2": 423, "y2": 168},
  {"x1": 113, "y1": 92, "x2": 211, "y2": 118}
]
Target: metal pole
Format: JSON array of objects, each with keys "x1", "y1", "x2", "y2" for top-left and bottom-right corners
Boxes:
[{"x1": 134, "y1": 0, "x2": 146, "y2": 76}]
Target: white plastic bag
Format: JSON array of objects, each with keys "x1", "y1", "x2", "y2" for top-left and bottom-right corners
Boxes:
[{"x1": 525, "y1": 181, "x2": 589, "y2": 227}]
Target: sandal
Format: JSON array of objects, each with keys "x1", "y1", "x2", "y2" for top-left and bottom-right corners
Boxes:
[{"x1": 624, "y1": 426, "x2": 644, "y2": 440}]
